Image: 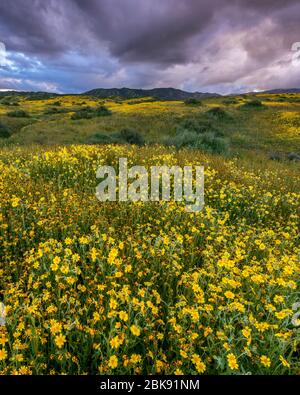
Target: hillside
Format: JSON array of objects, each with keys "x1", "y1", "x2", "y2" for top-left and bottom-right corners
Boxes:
[{"x1": 84, "y1": 87, "x2": 220, "y2": 100}]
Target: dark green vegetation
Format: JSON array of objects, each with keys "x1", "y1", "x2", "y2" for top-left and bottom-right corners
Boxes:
[
  {"x1": 71, "y1": 105, "x2": 112, "y2": 120},
  {"x1": 7, "y1": 109, "x2": 30, "y2": 118},
  {"x1": 0, "y1": 122, "x2": 11, "y2": 138}
]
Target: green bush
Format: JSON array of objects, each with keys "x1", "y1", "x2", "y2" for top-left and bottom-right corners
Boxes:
[
  {"x1": 178, "y1": 117, "x2": 217, "y2": 134},
  {"x1": 0, "y1": 123, "x2": 11, "y2": 138},
  {"x1": 205, "y1": 107, "x2": 231, "y2": 120},
  {"x1": 117, "y1": 128, "x2": 145, "y2": 145},
  {"x1": 44, "y1": 107, "x2": 66, "y2": 115},
  {"x1": 222, "y1": 98, "x2": 238, "y2": 105},
  {"x1": 184, "y1": 98, "x2": 202, "y2": 106},
  {"x1": 71, "y1": 105, "x2": 111, "y2": 120},
  {"x1": 166, "y1": 130, "x2": 229, "y2": 154},
  {"x1": 94, "y1": 106, "x2": 112, "y2": 116},
  {"x1": 86, "y1": 133, "x2": 115, "y2": 145},
  {"x1": 240, "y1": 99, "x2": 265, "y2": 109},
  {"x1": 71, "y1": 107, "x2": 94, "y2": 120},
  {"x1": 165, "y1": 130, "x2": 199, "y2": 149},
  {"x1": 86, "y1": 129, "x2": 145, "y2": 146},
  {"x1": 194, "y1": 132, "x2": 229, "y2": 154},
  {"x1": 7, "y1": 110, "x2": 29, "y2": 118}
]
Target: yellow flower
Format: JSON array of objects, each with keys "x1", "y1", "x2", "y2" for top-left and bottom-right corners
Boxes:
[
  {"x1": 93, "y1": 312, "x2": 100, "y2": 322},
  {"x1": 110, "y1": 335, "x2": 123, "y2": 349},
  {"x1": 64, "y1": 237, "x2": 72, "y2": 245},
  {"x1": 242, "y1": 327, "x2": 251, "y2": 338},
  {"x1": 180, "y1": 350, "x2": 188, "y2": 359},
  {"x1": 224, "y1": 291, "x2": 235, "y2": 299},
  {"x1": 61, "y1": 265, "x2": 69, "y2": 274},
  {"x1": 130, "y1": 325, "x2": 141, "y2": 336},
  {"x1": 130, "y1": 354, "x2": 141, "y2": 364},
  {"x1": 119, "y1": 311, "x2": 129, "y2": 321},
  {"x1": 55, "y1": 334, "x2": 66, "y2": 349},
  {"x1": 260, "y1": 355, "x2": 271, "y2": 367},
  {"x1": 108, "y1": 355, "x2": 118, "y2": 369},
  {"x1": 0, "y1": 348, "x2": 7, "y2": 361},
  {"x1": 50, "y1": 320, "x2": 62, "y2": 335},
  {"x1": 279, "y1": 355, "x2": 290, "y2": 368},
  {"x1": 53, "y1": 256, "x2": 61, "y2": 265},
  {"x1": 11, "y1": 197, "x2": 20, "y2": 207},
  {"x1": 108, "y1": 248, "x2": 118, "y2": 265},
  {"x1": 195, "y1": 361, "x2": 206, "y2": 373},
  {"x1": 227, "y1": 353, "x2": 239, "y2": 370}
]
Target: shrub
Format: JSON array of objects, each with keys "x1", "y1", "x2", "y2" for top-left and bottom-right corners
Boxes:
[
  {"x1": 165, "y1": 130, "x2": 199, "y2": 149},
  {"x1": 205, "y1": 107, "x2": 231, "y2": 120},
  {"x1": 166, "y1": 130, "x2": 229, "y2": 154},
  {"x1": 71, "y1": 105, "x2": 111, "y2": 120},
  {"x1": 44, "y1": 107, "x2": 66, "y2": 115},
  {"x1": 179, "y1": 117, "x2": 216, "y2": 134},
  {"x1": 0, "y1": 123, "x2": 11, "y2": 138},
  {"x1": 71, "y1": 108, "x2": 93, "y2": 120},
  {"x1": 94, "y1": 105, "x2": 112, "y2": 116},
  {"x1": 184, "y1": 98, "x2": 202, "y2": 106},
  {"x1": 7, "y1": 110, "x2": 29, "y2": 118},
  {"x1": 222, "y1": 98, "x2": 238, "y2": 105},
  {"x1": 117, "y1": 128, "x2": 145, "y2": 145},
  {"x1": 86, "y1": 129, "x2": 145, "y2": 146},
  {"x1": 195, "y1": 133, "x2": 229, "y2": 154},
  {"x1": 86, "y1": 133, "x2": 115, "y2": 145},
  {"x1": 240, "y1": 99, "x2": 265, "y2": 109}
]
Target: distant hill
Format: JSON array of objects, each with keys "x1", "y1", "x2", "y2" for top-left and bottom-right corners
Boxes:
[
  {"x1": 84, "y1": 87, "x2": 220, "y2": 100},
  {"x1": 0, "y1": 91, "x2": 59, "y2": 100},
  {"x1": 263, "y1": 88, "x2": 300, "y2": 94}
]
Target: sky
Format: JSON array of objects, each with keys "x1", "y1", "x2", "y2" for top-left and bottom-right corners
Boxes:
[{"x1": 0, "y1": 0, "x2": 300, "y2": 94}]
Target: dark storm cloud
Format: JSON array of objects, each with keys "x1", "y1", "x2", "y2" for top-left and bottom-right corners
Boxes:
[{"x1": 0, "y1": 0, "x2": 300, "y2": 92}]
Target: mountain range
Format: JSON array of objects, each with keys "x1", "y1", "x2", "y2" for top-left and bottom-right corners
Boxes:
[
  {"x1": 84, "y1": 87, "x2": 220, "y2": 100},
  {"x1": 1, "y1": 87, "x2": 300, "y2": 100}
]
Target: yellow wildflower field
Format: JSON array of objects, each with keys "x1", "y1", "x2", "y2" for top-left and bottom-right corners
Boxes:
[{"x1": 0, "y1": 144, "x2": 299, "y2": 374}]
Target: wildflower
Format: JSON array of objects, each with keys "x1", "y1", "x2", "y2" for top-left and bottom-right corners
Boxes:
[
  {"x1": 260, "y1": 355, "x2": 271, "y2": 368},
  {"x1": 130, "y1": 354, "x2": 141, "y2": 364},
  {"x1": 130, "y1": 325, "x2": 141, "y2": 336},
  {"x1": 224, "y1": 291, "x2": 235, "y2": 299},
  {"x1": 11, "y1": 197, "x2": 20, "y2": 207},
  {"x1": 227, "y1": 353, "x2": 239, "y2": 370},
  {"x1": 55, "y1": 334, "x2": 66, "y2": 349},
  {"x1": 110, "y1": 335, "x2": 123, "y2": 349},
  {"x1": 279, "y1": 355, "x2": 290, "y2": 368},
  {"x1": 242, "y1": 327, "x2": 251, "y2": 339},
  {"x1": 119, "y1": 311, "x2": 129, "y2": 321},
  {"x1": 50, "y1": 320, "x2": 62, "y2": 335},
  {"x1": 0, "y1": 348, "x2": 7, "y2": 361},
  {"x1": 108, "y1": 355, "x2": 118, "y2": 369},
  {"x1": 108, "y1": 248, "x2": 118, "y2": 265}
]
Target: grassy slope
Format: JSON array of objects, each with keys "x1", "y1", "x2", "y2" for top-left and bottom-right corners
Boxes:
[{"x1": 0, "y1": 93, "x2": 299, "y2": 157}]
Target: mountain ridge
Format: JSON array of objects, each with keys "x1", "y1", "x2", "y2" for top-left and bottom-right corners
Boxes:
[{"x1": 84, "y1": 87, "x2": 220, "y2": 100}]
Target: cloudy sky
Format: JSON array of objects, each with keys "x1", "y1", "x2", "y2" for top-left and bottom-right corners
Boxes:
[{"x1": 0, "y1": 0, "x2": 300, "y2": 94}]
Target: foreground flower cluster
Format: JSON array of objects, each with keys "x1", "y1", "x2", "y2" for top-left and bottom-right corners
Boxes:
[{"x1": 0, "y1": 145, "x2": 299, "y2": 374}]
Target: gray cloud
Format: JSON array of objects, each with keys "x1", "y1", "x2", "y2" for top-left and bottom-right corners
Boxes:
[{"x1": 0, "y1": 0, "x2": 299, "y2": 92}]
